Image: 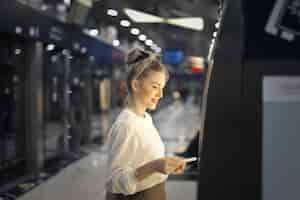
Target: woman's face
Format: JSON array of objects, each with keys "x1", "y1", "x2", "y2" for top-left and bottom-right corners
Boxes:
[{"x1": 135, "y1": 71, "x2": 166, "y2": 110}]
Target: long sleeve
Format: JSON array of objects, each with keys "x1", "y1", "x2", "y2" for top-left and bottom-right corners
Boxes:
[
  {"x1": 106, "y1": 109, "x2": 167, "y2": 195},
  {"x1": 107, "y1": 123, "x2": 140, "y2": 195}
]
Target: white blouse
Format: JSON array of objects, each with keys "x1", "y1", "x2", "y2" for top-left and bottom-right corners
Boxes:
[{"x1": 105, "y1": 108, "x2": 168, "y2": 195}]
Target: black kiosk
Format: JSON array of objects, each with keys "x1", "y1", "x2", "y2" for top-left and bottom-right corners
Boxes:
[{"x1": 198, "y1": 1, "x2": 300, "y2": 200}]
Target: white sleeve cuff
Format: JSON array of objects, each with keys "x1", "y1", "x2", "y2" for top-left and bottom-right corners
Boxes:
[{"x1": 113, "y1": 167, "x2": 138, "y2": 195}]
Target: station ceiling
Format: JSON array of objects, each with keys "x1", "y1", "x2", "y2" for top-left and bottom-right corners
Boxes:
[
  {"x1": 91, "y1": 0, "x2": 221, "y2": 57},
  {"x1": 26, "y1": 0, "x2": 222, "y2": 58}
]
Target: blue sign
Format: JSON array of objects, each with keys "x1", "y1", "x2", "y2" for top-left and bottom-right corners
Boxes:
[{"x1": 162, "y1": 50, "x2": 184, "y2": 65}]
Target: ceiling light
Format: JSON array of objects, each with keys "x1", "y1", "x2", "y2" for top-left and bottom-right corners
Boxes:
[
  {"x1": 15, "y1": 49, "x2": 21, "y2": 55},
  {"x1": 120, "y1": 20, "x2": 131, "y2": 27},
  {"x1": 155, "y1": 47, "x2": 162, "y2": 53},
  {"x1": 89, "y1": 29, "x2": 99, "y2": 36},
  {"x1": 213, "y1": 32, "x2": 217, "y2": 37},
  {"x1": 15, "y1": 26, "x2": 22, "y2": 34},
  {"x1": 107, "y1": 9, "x2": 118, "y2": 17},
  {"x1": 124, "y1": 8, "x2": 204, "y2": 31},
  {"x1": 64, "y1": 0, "x2": 71, "y2": 6},
  {"x1": 113, "y1": 40, "x2": 120, "y2": 46},
  {"x1": 138, "y1": 34, "x2": 146, "y2": 41},
  {"x1": 167, "y1": 18, "x2": 204, "y2": 31},
  {"x1": 130, "y1": 28, "x2": 140, "y2": 35},
  {"x1": 47, "y1": 44, "x2": 55, "y2": 51},
  {"x1": 215, "y1": 22, "x2": 220, "y2": 29},
  {"x1": 150, "y1": 45, "x2": 156, "y2": 50},
  {"x1": 124, "y1": 8, "x2": 164, "y2": 23},
  {"x1": 145, "y1": 39, "x2": 153, "y2": 46},
  {"x1": 150, "y1": 43, "x2": 158, "y2": 50}
]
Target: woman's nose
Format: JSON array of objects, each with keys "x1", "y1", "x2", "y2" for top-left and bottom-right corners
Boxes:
[{"x1": 157, "y1": 89, "x2": 163, "y2": 98}]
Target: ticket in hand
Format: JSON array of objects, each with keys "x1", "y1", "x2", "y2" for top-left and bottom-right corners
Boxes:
[{"x1": 183, "y1": 157, "x2": 197, "y2": 163}]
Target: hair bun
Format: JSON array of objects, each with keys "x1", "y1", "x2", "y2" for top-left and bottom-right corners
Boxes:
[{"x1": 126, "y1": 48, "x2": 146, "y2": 66}]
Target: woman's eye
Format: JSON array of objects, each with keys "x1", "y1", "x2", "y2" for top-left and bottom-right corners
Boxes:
[{"x1": 152, "y1": 85, "x2": 158, "y2": 89}]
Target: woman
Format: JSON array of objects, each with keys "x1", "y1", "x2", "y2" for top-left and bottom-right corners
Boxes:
[{"x1": 105, "y1": 48, "x2": 186, "y2": 200}]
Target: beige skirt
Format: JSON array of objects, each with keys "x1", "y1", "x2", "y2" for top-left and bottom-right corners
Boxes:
[{"x1": 105, "y1": 182, "x2": 166, "y2": 200}]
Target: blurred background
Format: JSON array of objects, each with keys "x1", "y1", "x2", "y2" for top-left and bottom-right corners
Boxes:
[{"x1": 1, "y1": 0, "x2": 300, "y2": 200}]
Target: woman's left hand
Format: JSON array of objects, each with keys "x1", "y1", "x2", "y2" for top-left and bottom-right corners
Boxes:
[{"x1": 172, "y1": 157, "x2": 186, "y2": 174}]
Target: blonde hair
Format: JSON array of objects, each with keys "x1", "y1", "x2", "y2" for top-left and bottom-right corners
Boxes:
[{"x1": 125, "y1": 48, "x2": 169, "y2": 94}]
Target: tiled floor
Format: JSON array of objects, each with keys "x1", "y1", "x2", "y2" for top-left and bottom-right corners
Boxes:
[{"x1": 17, "y1": 98, "x2": 201, "y2": 200}]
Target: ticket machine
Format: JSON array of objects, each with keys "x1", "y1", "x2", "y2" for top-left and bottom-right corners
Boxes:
[{"x1": 198, "y1": 1, "x2": 300, "y2": 200}]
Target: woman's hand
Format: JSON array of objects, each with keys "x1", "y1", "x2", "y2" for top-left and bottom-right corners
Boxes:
[
  {"x1": 134, "y1": 156, "x2": 187, "y2": 181},
  {"x1": 151, "y1": 156, "x2": 186, "y2": 175},
  {"x1": 173, "y1": 157, "x2": 186, "y2": 174}
]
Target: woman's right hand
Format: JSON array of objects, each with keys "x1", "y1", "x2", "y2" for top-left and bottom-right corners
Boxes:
[{"x1": 151, "y1": 156, "x2": 186, "y2": 175}]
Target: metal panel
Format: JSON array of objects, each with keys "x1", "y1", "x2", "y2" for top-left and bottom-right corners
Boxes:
[
  {"x1": 199, "y1": 0, "x2": 300, "y2": 200},
  {"x1": 198, "y1": 1, "x2": 245, "y2": 200}
]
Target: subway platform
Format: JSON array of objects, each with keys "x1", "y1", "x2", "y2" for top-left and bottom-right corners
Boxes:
[{"x1": 17, "y1": 98, "x2": 201, "y2": 200}]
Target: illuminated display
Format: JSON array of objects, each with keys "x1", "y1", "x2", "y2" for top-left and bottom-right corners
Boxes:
[{"x1": 162, "y1": 50, "x2": 184, "y2": 65}]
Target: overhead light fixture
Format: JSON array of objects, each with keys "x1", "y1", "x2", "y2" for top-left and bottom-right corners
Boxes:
[
  {"x1": 215, "y1": 22, "x2": 220, "y2": 29},
  {"x1": 47, "y1": 44, "x2": 55, "y2": 51},
  {"x1": 156, "y1": 47, "x2": 162, "y2": 53},
  {"x1": 113, "y1": 39, "x2": 120, "y2": 46},
  {"x1": 130, "y1": 28, "x2": 140, "y2": 35},
  {"x1": 167, "y1": 18, "x2": 204, "y2": 31},
  {"x1": 150, "y1": 45, "x2": 156, "y2": 50},
  {"x1": 15, "y1": 49, "x2": 21, "y2": 55},
  {"x1": 107, "y1": 9, "x2": 118, "y2": 17},
  {"x1": 124, "y1": 8, "x2": 163, "y2": 23},
  {"x1": 64, "y1": 0, "x2": 71, "y2": 6},
  {"x1": 152, "y1": 46, "x2": 161, "y2": 53},
  {"x1": 89, "y1": 29, "x2": 99, "y2": 36},
  {"x1": 120, "y1": 20, "x2": 131, "y2": 27},
  {"x1": 212, "y1": 38, "x2": 216, "y2": 43},
  {"x1": 124, "y1": 8, "x2": 204, "y2": 31},
  {"x1": 15, "y1": 26, "x2": 22, "y2": 34},
  {"x1": 138, "y1": 34, "x2": 146, "y2": 41},
  {"x1": 145, "y1": 39, "x2": 153, "y2": 46},
  {"x1": 213, "y1": 32, "x2": 217, "y2": 37}
]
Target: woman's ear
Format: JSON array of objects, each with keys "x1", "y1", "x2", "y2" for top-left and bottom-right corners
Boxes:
[{"x1": 131, "y1": 80, "x2": 140, "y2": 92}]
